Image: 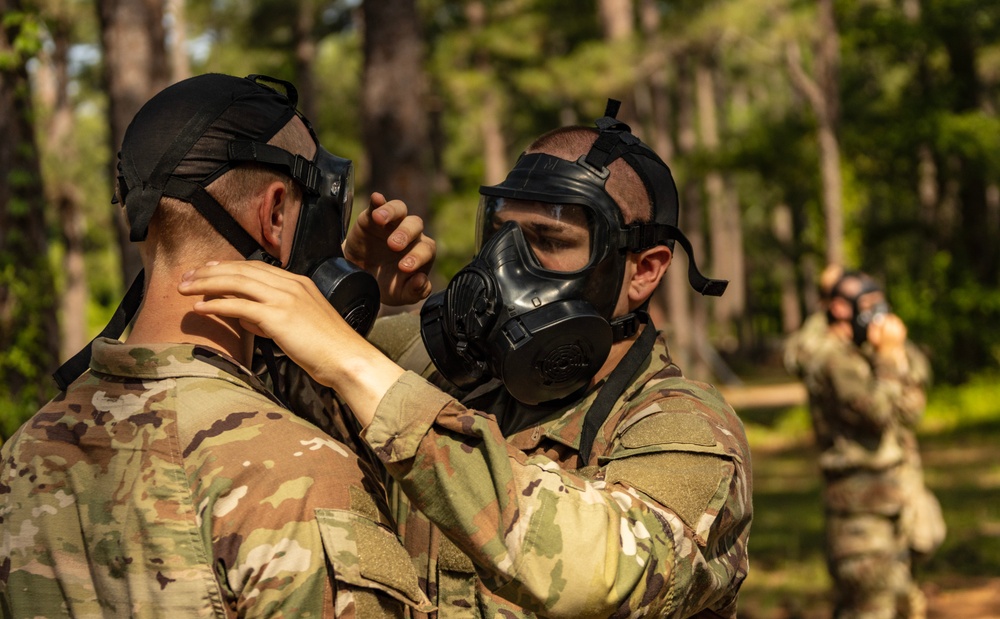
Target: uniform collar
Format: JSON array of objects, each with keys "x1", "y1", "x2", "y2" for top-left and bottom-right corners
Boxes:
[{"x1": 89, "y1": 337, "x2": 275, "y2": 400}]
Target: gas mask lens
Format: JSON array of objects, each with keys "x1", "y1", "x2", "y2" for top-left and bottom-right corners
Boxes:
[{"x1": 477, "y1": 196, "x2": 596, "y2": 273}]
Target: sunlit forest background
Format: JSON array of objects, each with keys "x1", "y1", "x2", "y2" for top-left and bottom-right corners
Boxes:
[{"x1": 2, "y1": 0, "x2": 999, "y2": 616}]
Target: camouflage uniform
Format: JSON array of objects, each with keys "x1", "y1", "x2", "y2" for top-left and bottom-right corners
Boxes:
[
  {"x1": 0, "y1": 338, "x2": 431, "y2": 619},
  {"x1": 784, "y1": 311, "x2": 829, "y2": 378},
  {"x1": 802, "y1": 331, "x2": 933, "y2": 619},
  {"x1": 341, "y1": 313, "x2": 751, "y2": 618}
]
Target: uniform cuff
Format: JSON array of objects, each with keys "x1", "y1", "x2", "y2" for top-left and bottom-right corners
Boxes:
[{"x1": 363, "y1": 371, "x2": 455, "y2": 463}]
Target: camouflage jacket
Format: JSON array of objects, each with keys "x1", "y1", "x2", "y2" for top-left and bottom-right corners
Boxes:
[
  {"x1": 356, "y1": 314, "x2": 753, "y2": 619},
  {"x1": 0, "y1": 339, "x2": 431, "y2": 619},
  {"x1": 783, "y1": 311, "x2": 828, "y2": 378},
  {"x1": 800, "y1": 330, "x2": 931, "y2": 515}
]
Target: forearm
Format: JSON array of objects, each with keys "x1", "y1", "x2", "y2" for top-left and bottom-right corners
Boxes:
[{"x1": 365, "y1": 374, "x2": 742, "y2": 618}]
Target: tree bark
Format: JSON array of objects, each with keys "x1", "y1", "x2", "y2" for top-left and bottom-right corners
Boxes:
[
  {"x1": 0, "y1": 2, "x2": 61, "y2": 423},
  {"x1": 466, "y1": 2, "x2": 507, "y2": 186},
  {"x1": 167, "y1": 0, "x2": 190, "y2": 82},
  {"x1": 695, "y1": 59, "x2": 744, "y2": 343},
  {"x1": 40, "y1": 16, "x2": 89, "y2": 360},
  {"x1": 785, "y1": 0, "x2": 844, "y2": 266},
  {"x1": 360, "y1": 0, "x2": 431, "y2": 221},
  {"x1": 96, "y1": 0, "x2": 171, "y2": 287},
  {"x1": 674, "y1": 58, "x2": 710, "y2": 380},
  {"x1": 294, "y1": 0, "x2": 317, "y2": 121},
  {"x1": 773, "y1": 203, "x2": 802, "y2": 334}
]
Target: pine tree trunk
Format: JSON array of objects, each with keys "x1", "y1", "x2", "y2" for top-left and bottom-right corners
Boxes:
[
  {"x1": 785, "y1": 0, "x2": 844, "y2": 266},
  {"x1": 97, "y1": 0, "x2": 171, "y2": 287},
  {"x1": 41, "y1": 18, "x2": 89, "y2": 360},
  {"x1": 466, "y1": 2, "x2": 507, "y2": 186},
  {"x1": 360, "y1": 0, "x2": 431, "y2": 221},
  {"x1": 0, "y1": 1, "x2": 61, "y2": 429}
]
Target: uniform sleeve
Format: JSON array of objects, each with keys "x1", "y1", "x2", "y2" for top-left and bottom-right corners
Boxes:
[
  {"x1": 363, "y1": 372, "x2": 750, "y2": 618},
  {"x1": 825, "y1": 344, "x2": 927, "y2": 432}
]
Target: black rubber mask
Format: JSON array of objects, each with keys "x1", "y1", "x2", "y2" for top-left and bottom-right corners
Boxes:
[{"x1": 420, "y1": 102, "x2": 727, "y2": 405}]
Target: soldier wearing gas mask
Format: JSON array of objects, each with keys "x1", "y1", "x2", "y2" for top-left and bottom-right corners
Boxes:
[
  {"x1": 0, "y1": 73, "x2": 435, "y2": 617},
  {"x1": 801, "y1": 271, "x2": 940, "y2": 619},
  {"x1": 178, "y1": 102, "x2": 753, "y2": 618}
]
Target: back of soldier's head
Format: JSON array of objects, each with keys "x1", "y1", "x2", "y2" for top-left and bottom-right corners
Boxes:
[{"x1": 116, "y1": 73, "x2": 315, "y2": 268}]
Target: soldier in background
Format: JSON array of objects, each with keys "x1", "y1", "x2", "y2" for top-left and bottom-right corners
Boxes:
[
  {"x1": 801, "y1": 271, "x2": 942, "y2": 619},
  {"x1": 179, "y1": 104, "x2": 753, "y2": 618},
  {"x1": 785, "y1": 263, "x2": 843, "y2": 377},
  {"x1": 0, "y1": 73, "x2": 434, "y2": 618}
]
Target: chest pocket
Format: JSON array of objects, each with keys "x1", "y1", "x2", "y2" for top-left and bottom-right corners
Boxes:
[
  {"x1": 316, "y1": 509, "x2": 434, "y2": 618},
  {"x1": 604, "y1": 412, "x2": 735, "y2": 540}
]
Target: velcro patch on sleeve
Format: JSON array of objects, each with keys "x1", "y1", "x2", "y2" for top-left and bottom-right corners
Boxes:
[
  {"x1": 619, "y1": 412, "x2": 717, "y2": 449},
  {"x1": 606, "y1": 452, "x2": 728, "y2": 530}
]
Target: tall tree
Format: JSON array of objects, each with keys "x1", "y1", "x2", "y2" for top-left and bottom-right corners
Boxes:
[
  {"x1": 36, "y1": 5, "x2": 88, "y2": 360},
  {"x1": 96, "y1": 0, "x2": 171, "y2": 286},
  {"x1": 0, "y1": 2, "x2": 60, "y2": 439},
  {"x1": 361, "y1": 0, "x2": 432, "y2": 221},
  {"x1": 786, "y1": 0, "x2": 844, "y2": 266}
]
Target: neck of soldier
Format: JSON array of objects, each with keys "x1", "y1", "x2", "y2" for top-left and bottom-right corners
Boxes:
[
  {"x1": 126, "y1": 266, "x2": 254, "y2": 367},
  {"x1": 589, "y1": 323, "x2": 644, "y2": 388}
]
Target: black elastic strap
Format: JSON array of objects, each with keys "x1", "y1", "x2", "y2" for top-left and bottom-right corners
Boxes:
[
  {"x1": 256, "y1": 338, "x2": 289, "y2": 408},
  {"x1": 53, "y1": 270, "x2": 146, "y2": 390},
  {"x1": 229, "y1": 141, "x2": 321, "y2": 194},
  {"x1": 163, "y1": 178, "x2": 279, "y2": 265},
  {"x1": 577, "y1": 312, "x2": 657, "y2": 464},
  {"x1": 124, "y1": 99, "x2": 234, "y2": 242},
  {"x1": 623, "y1": 223, "x2": 728, "y2": 297}
]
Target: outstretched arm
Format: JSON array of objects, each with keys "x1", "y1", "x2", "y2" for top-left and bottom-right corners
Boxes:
[{"x1": 178, "y1": 262, "x2": 750, "y2": 618}]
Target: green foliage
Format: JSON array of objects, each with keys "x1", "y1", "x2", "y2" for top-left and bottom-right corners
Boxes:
[{"x1": 0, "y1": 11, "x2": 43, "y2": 69}]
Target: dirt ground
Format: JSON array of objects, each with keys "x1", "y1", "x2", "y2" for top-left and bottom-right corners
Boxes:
[{"x1": 926, "y1": 578, "x2": 1000, "y2": 619}]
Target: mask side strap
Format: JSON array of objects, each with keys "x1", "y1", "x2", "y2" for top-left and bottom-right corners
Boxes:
[
  {"x1": 162, "y1": 177, "x2": 280, "y2": 266},
  {"x1": 578, "y1": 311, "x2": 657, "y2": 464},
  {"x1": 52, "y1": 270, "x2": 146, "y2": 390}
]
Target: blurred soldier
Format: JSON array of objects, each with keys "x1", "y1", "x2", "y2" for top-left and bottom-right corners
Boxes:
[
  {"x1": 178, "y1": 102, "x2": 753, "y2": 618},
  {"x1": 801, "y1": 271, "x2": 940, "y2": 619},
  {"x1": 784, "y1": 263, "x2": 843, "y2": 377},
  {"x1": 0, "y1": 73, "x2": 434, "y2": 618}
]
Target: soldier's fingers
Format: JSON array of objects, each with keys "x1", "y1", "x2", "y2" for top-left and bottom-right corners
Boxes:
[
  {"x1": 396, "y1": 235, "x2": 436, "y2": 273},
  {"x1": 369, "y1": 195, "x2": 410, "y2": 229},
  {"x1": 386, "y1": 214, "x2": 426, "y2": 252}
]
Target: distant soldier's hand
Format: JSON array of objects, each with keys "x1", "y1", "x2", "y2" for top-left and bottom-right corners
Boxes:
[
  {"x1": 868, "y1": 313, "x2": 907, "y2": 352},
  {"x1": 342, "y1": 192, "x2": 435, "y2": 306}
]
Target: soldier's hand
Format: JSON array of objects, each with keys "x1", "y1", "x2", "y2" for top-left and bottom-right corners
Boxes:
[
  {"x1": 179, "y1": 260, "x2": 403, "y2": 426},
  {"x1": 868, "y1": 313, "x2": 907, "y2": 352},
  {"x1": 342, "y1": 192, "x2": 435, "y2": 306}
]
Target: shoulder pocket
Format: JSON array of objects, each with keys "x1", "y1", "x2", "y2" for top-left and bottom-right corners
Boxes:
[{"x1": 316, "y1": 508, "x2": 434, "y2": 616}]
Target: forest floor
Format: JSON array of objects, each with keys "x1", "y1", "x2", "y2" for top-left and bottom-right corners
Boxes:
[{"x1": 719, "y1": 381, "x2": 1000, "y2": 619}]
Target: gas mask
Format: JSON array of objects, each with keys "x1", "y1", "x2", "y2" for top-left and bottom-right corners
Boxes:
[
  {"x1": 831, "y1": 273, "x2": 891, "y2": 347},
  {"x1": 53, "y1": 73, "x2": 378, "y2": 389},
  {"x1": 420, "y1": 102, "x2": 727, "y2": 406},
  {"x1": 227, "y1": 139, "x2": 379, "y2": 334},
  {"x1": 851, "y1": 293, "x2": 891, "y2": 347}
]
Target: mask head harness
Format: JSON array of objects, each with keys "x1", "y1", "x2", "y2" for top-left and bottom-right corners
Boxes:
[
  {"x1": 830, "y1": 271, "x2": 891, "y2": 346},
  {"x1": 420, "y1": 99, "x2": 727, "y2": 407},
  {"x1": 53, "y1": 73, "x2": 379, "y2": 390}
]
